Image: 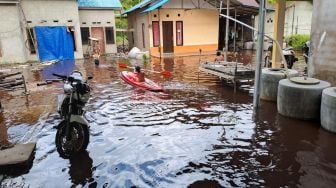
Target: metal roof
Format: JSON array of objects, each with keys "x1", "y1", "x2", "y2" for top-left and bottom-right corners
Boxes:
[
  {"x1": 141, "y1": 0, "x2": 169, "y2": 13},
  {"x1": 124, "y1": 0, "x2": 260, "y2": 15},
  {"x1": 78, "y1": 0, "x2": 122, "y2": 9}
]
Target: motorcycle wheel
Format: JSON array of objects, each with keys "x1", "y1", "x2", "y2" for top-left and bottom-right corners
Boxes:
[{"x1": 55, "y1": 120, "x2": 89, "y2": 159}]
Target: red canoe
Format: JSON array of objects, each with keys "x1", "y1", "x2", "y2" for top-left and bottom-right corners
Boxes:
[{"x1": 120, "y1": 71, "x2": 163, "y2": 92}]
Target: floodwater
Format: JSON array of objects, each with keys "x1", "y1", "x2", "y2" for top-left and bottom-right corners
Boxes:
[{"x1": 1, "y1": 52, "x2": 336, "y2": 187}]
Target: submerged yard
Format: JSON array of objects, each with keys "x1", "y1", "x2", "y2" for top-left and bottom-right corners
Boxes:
[{"x1": 0, "y1": 53, "x2": 336, "y2": 187}]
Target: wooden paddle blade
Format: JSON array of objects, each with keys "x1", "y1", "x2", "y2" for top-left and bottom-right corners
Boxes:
[
  {"x1": 119, "y1": 63, "x2": 127, "y2": 68},
  {"x1": 161, "y1": 71, "x2": 172, "y2": 77}
]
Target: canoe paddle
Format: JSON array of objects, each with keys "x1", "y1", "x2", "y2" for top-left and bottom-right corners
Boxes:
[{"x1": 118, "y1": 63, "x2": 172, "y2": 77}]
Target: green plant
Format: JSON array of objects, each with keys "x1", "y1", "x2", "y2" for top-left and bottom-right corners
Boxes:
[
  {"x1": 285, "y1": 34, "x2": 310, "y2": 50},
  {"x1": 142, "y1": 53, "x2": 149, "y2": 63}
]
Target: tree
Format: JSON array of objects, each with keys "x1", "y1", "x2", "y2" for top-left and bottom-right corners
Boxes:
[{"x1": 120, "y1": 0, "x2": 140, "y2": 10}]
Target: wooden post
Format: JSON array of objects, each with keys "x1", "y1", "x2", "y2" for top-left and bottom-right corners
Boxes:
[
  {"x1": 224, "y1": 0, "x2": 230, "y2": 61},
  {"x1": 234, "y1": 8, "x2": 237, "y2": 52},
  {"x1": 271, "y1": 0, "x2": 286, "y2": 68}
]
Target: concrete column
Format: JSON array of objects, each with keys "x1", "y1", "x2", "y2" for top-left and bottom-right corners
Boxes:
[
  {"x1": 309, "y1": 0, "x2": 336, "y2": 85},
  {"x1": 271, "y1": 0, "x2": 286, "y2": 68}
]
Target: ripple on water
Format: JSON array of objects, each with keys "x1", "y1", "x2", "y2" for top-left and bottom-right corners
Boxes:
[{"x1": 3, "y1": 56, "x2": 335, "y2": 187}]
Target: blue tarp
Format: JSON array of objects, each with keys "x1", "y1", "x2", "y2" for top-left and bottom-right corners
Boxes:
[
  {"x1": 78, "y1": 0, "x2": 122, "y2": 9},
  {"x1": 35, "y1": 26, "x2": 74, "y2": 62},
  {"x1": 141, "y1": 0, "x2": 169, "y2": 13}
]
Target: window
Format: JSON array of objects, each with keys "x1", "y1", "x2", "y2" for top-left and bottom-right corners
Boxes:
[
  {"x1": 152, "y1": 21, "x2": 160, "y2": 47},
  {"x1": 142, "y1": 23, "x2": 145, "y2": 48},
  {"x1": 176, "y1": 21, "x2": 183, "y2": 46},
  {"x1": 26, "y1": 28, "x2": 36, "y2": 54},
  {"x1": 81, "y1": 27, "x2": 90, "y2": 45},
  {"x1": 105, "y1": 27, "x2": 115, "y2": 44},
  {"x1": 68, "y1": 27, "x2": 76, "y2": 51}
]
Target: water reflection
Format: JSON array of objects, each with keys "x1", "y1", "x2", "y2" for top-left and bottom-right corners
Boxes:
[
  {"x1": 41, "y1": 60, "x2": 75, "y2": 79},
  {"x1": 69, "y1": 151, "x2": 94, "y2": 186}
]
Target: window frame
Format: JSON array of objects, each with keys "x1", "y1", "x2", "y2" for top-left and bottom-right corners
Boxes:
[
  {"x1": 176, "y1": 21, "x2": 183, "y2": 46},
  {"x1": 152, "y1": 21, "x2": 160, "y2": 47},
  {"x1": 80, "y1": 27, "x2": 90, "y2": 45},
  {"x1": 142, "y1": 23, "x2": 145, "y2": 48},
  {"x1": 105, "y1": 27, "x2": 115, "y2": 44},
  {"x1": 26, "y1": 28, "x2": 36, "y2": 54},
  {"x1": 68, "y1": 26, "x2": 77, "y2": 52}
]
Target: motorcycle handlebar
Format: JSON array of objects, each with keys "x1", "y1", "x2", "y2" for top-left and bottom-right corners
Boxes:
[{"x1": 52, "y1": 73, "x2": 67, "y2": 79}]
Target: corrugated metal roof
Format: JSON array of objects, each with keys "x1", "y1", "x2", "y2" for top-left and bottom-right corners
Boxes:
[
  {"x1": 236, "y1": 0, "x2": 259, "y2": 8},
  {"x1": 78, "y1": 0, "x2": 122, "y2": 9},
  {"x1": 141, "y1": 0, "x2": 169, "y2": 13}
]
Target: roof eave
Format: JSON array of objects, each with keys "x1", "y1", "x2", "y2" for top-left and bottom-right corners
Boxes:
[{"x1": 79, "y1": 7, "x2": 122, "y2": 10}]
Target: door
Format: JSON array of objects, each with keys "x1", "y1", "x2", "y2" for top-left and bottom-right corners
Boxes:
[
  {"x1": 91, "y1": 27, "x2": 105, "y2": 54},
  {"x1": 162, "y1": 21, "x2": 174, "y2": 53}
]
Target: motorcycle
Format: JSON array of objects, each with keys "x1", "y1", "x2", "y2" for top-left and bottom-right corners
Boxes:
[
  {"x1": 264, "y1": 45, "x2": 298, "y2": 69},
  {"x1": 53, "y1": 71, "x2": 92, "y2": 158}
]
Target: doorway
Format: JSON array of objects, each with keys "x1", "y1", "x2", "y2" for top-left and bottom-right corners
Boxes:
[
  {"x1": 91, "y1": 27, "x2": 105, "y2": 54},
  {"x1": 162, "y1": 21, "x2": 174, "y2": 53}
]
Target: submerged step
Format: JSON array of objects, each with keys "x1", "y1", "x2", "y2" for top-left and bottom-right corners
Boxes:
[{"x1": 0, "y1": 143, "x2": 36, "y2": 169}]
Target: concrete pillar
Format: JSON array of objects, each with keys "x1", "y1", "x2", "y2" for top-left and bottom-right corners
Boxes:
[
  {"x1": 309, "y1": 0, "x2": 336, "y2": 85},
  {"x1": 271, "y1": 0, "x2": 286, "y2": 68}
]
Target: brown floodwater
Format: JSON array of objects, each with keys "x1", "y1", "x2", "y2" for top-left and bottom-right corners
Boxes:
[{"x1": 1, "y1": 52, "x2": 336, "y2": 187}]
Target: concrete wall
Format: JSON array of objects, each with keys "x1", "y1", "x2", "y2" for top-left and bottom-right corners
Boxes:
[
  {"x1": 79, "y1": 9, "x2": 117, "y2": 54},
  {"x1": 0, "y1": 4, "x2": 27, "y2": 63},
  {"x1": 284, "y1": 1, "x2": 312, "y2": 36},
  {"x1": 309, "y1": 0, "x2": 336, "y2": 86},
  {"x1": 21, "y1": 0, "x2": 83, "y2": 60},
  {"x1": 127, "y1": 10, "x2": 150, "y2": 52}
]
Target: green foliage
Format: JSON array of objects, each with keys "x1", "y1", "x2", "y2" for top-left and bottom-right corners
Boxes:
[
  {"x1": 116, "y1": 17, "x2": 127, "y2": 29},
  {"x1": 120, "y1": 0, "x2": 140, "y2": 10},
  {"x1": 142, "y1": 53, "x2": 149, "y2": 63},
  {"x1": 116, "y1": 17, "x2": 128, "y2": 45},
  {"x1": 285, "y1": 34, "x2": 310, "y2": 50}
]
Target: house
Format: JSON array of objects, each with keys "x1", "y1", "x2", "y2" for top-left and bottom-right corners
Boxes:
[
  {"x1": 0, "y1": 0, "x2": 121, "y2": 64},
  {"x1": 255, "y1": 1, "x2": 313, "y2": 38},
  {"x1": 124, "y1": 0, "x2": 259, "y2": 57},
  {"x1": 78, "y1": 0, "x2": 122, "y2": 55}
]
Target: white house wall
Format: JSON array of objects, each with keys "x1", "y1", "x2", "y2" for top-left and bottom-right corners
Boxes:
[
  {"x1": 0, "y1": 4, "x2": 27, "y2": 63},
  {"x1": 284, "y1": 1, "x2": 312, "y2": 36},
  {"x1": 21, "y1": 0, "x2": 83, "y2": 60},
  {"x1": 79, "y1": 10, "x2": 117, "y2": 54},
  {"x1": 255, "y1": 1, "x2": 312, "y2": 39},
  {"x1": 128, "y1": 11, "x2": 150, "y2": 51}
]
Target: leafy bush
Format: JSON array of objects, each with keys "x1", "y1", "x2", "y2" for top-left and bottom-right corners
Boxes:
[{"x1": 285, "y1": 34, "x2": 310, "y2": 50}]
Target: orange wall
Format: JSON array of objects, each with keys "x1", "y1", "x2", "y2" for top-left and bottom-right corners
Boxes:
[
  {"x1": 150, "y1": 44, "x2": 217, "y2": 57},
  {"x1": 148, "y1": 9, "x2": 219, "y2": 55}
]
